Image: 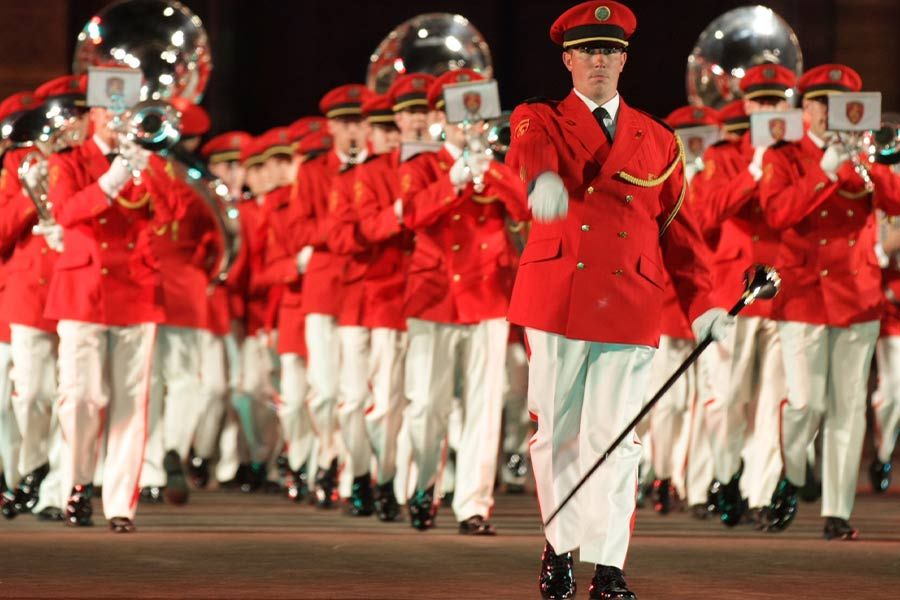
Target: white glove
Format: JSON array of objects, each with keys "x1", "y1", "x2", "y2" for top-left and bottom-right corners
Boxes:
[
  {"x1": 449, "y1": 156, "x2": 472, "y2": 190},
  {"x1": 691, "y1": 308, "x2": 735, "y2": 342},
  {"x1": 297, "y1": 245, "x2": 314, "y2": 274},
  {"x1": 33, "y1": 220, "x2": 64, "y2": 253},
  {"x1": 393, "y1": 198, "x2": 403, "y2": 222},
  {"x1": 20, "y1": 161, "x2": 45, "y2": 192},
  {"x1": 98, "y1": 156, "x2": 133, "y2": 198},
  {"x1": 467, "y1": 153, "x2": 492, "y2": 179},
  {"x1": 819, "y1": 144, "x2": 850, "y2": 181},
  {"x1": 119, "y1": 139, "x2": 150, "y2": 172},
  {"x1": 528, "y1": 171, "x2": 569, "y2": 223},
  {"x1": 748, "y1": 146, "x2": 766, "y2": 181}
]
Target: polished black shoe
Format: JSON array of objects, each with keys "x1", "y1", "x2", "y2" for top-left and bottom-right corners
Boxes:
[
  {"x1": 218, "y1": 463, "x2": 253, "y2": 491},
  {"x1": 140, "y1": 486, "x2": 165, "y2": 503},
  {"x1": 1, "y1": 489, "x2": 19, "y2": 519},
  {"x1": 65, "y1": 485, "x2": 94, "y2": 527},
  {"x1": 762, "y1": 477, "x2": 799, "y2": 532},
  {"x1": 408, "y1": 486, "x2": 436, "y2": 531},
  {"x1": 347, "y1": 473, "x2": 375, "y2": 516},
  {"x1": 588, "y1": 564, "x2": 636, "y2": 599},
  {"x1": 652, "y1": 478, "x2": 673, "y2": 515},
  {"x1": 441, "y1": 490, "x2": 454, "y2": 508},
  {"x1": 188, "y1": 456, "x2": 211, "y2": 489},
  {"x1": 689, "y1": 503, "x2": 711, "y2": 520},
  {"x1": 287, "y1": 465, "x2": 310, "y2": 503},
  {"x1": 458, "y1": 515, "x2": 496, "y2": 535},
  {"x1": 706, "y1": 479, "x2": 721, "y2": 515},
  {"x1": 504, "y1": 452, "x2": 529, "y2": 493},
  {"x1": 109, "y1": 516, "x2": 136, "y2": 533},
  {"x1": 36, "y1": 506, "x2": 65, "y2": 522},
  {"x1": 716, "y1": 470, "x2": 745, "y2": 527},
  {"x1": 869, "y1": 459, "x2": 892, "y2": 493},
  {"x1": 314, "y1": 459, "x2": 338, "y2": 508},
  {"x1": 374, "y1": 480, "x2": 400, "y2": 522},
  {"x1": 15, "y1": 463, "x2": 50, "y2": 513},
  {"x1": 823, "y1": 517, "x2": 859, "y2": 541},
  {"x1": 799, "y1": 462, "x2": 822, "y2": 503},
  {"x1": 539, "y1": 542, "x2": 576, "y2": 600},
  {"x1": 163, "y1": 450, "x2": 189, "y2": 505}
]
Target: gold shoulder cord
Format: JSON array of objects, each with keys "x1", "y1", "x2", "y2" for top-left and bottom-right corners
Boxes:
[
  {"x1": 616, "y1": 133, "x2": 687, "y2": 237},
  {"x1": 117, "y1": 193, "x2": 151, "y2": 210},
  {"x1": 837, "y1": 188, "x2": 870, "y2": 200}
]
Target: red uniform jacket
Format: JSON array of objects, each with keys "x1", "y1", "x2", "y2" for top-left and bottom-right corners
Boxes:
[
  {"x1": 759, "y1": 133, "x2": 900, "y2": 326},
  {"x1": 399, "y1": 145, "x2": 528, "y2": 324},
  {"x1": 881, "y1": 266, "x2": 900, "y2": 337},
  {"x1": 690, "y1": 134, "x2": 781, "y2": 319},
  {"x1": 44, "y1": 138, "x2": 181, "y2": 326},
  {"x1": 506, "y1": 93, "x2": 714, "y2": 346},
  {"x1": 327, "y1": 162, "x2": 369, "y2": 327},
  {"x1": 236, "y1": 196, "x2": 275, "y2": 336},
  {"x1": 355, "y1": 151, "x2": 414, "y2": 331},
  {"x1": 0, "y1": 149, "x2": 58, "y2": 332}
]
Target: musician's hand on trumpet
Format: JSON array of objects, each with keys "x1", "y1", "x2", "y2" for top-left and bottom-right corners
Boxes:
[
  {"x1": 33, "y1": 220, "x2": 64, "y2": 253},
  {"x1": 819, "y1": 142, "x2": 851, "y2": 182}
]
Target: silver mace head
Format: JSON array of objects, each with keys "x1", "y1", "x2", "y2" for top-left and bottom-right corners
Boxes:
[{"x1": 742, "y1": 264, "x2": 781, "y2": 305}]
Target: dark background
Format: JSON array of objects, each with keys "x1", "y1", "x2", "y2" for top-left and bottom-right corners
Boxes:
[{"x1": 2, "y1": 1, "x2": 897, "y2": 137}]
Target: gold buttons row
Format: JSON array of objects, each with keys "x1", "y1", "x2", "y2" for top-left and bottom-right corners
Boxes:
[{"x1": 585, "y1": 186, "x2": 632, "y2": 204}]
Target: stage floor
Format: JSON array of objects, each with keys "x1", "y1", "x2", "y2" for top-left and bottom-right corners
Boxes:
[{"x1": 3, "y1": 487, "x2": 899, "y2": 599}]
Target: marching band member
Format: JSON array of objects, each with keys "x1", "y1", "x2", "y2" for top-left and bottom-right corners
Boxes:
[
  {"x1": 759, "y1": 64, "x2": 900, "y2": 539},
  {"x1": 399, "y1": 68, "x2": 529, "y2": 535},
  {"x1": 690, "y1": 64, "x2": 795, "y2": 526},
  {"x1": 507, "y1": 2, "x2": 724, "y2": 596}
]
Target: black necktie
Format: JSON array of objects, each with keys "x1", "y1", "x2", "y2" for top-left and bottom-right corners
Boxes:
[
  {"x1": 105, "y1": 152, "x2": 119, "y2": 164},
  {"x1": 593, "y1": 107, "x2": 613, "y2": 145}
]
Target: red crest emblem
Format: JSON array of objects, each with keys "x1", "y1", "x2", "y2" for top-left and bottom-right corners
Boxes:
[
  {"x1": 463, "y1": 91, "x2": 482, "y2": 114},
  {"x1": 846, "y1": 101, "x2": 865, "y2": 125},
  {"x1": 768, "y1": 117, "x2": 786, "y2": 142}
]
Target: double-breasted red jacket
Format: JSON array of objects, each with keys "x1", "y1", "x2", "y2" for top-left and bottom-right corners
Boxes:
[
  {"x1": 506, "y1": 92, "x2": 714, "y2": 346},
  {"x1": 690, "y1": 133, "x2": 782, "y2": 319},
  {"x1": 759, "y1": 132, "x2": 900, "y2": 327},
  {"x1": 398, "y1": 145, "x2": 529, "y2": 325},
  {"x1": 0, "y1": 148, "x2": 58, "y2": 332},
  {"x1": 236, "y1": 195, "x2": 277, "y2": 337},
  {"x1": 44, "y1": 138, "x2": 183, "y2": 326}
]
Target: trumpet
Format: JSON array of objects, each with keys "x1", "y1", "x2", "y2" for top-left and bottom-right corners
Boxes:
[
  {"x1": 17, "y1": 150, "x2": 54, "y2": 223},
  {"x1": 835, "y1": 116, "x2": 900, "y2": 193},
  {"x1": 836, "y1": 131, "x2": 875, "y2": 193}
]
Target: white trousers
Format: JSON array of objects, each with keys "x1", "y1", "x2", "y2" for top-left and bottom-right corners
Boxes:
[
  {"x1": 0, "y1": 342, "x2": 20, "y2": 488},
  {"x1": 647, "y1": 336, "x2": 695, "y2": 484},
  {"x1": 778, "y1": 320, "x2": 879, "y2": 520},
  {"x1": 873, "y1": 336, "x2": 900, "y2": 463},
  {"x1": 9, "y1": 325, "x2": 58, "y2": 476},
  {"x1": 141, "y1": 325, "x2": 202, "y2": 487},
  {"x1": 405, "y1": 317, "x2": 508, "y2": 521},
  {"x1": 238, "y1": 331, "x2": 279, "y2": 466},
  {"x1": 194, "y1": 330, "x2": 229, "y2": 459},
  {"x1": 305, "y1": 313, "x2": 340, "y2": 465},
  {"x1": 528, "y1": 328, "x2": 655, "y2": 568},
  {"x1": 57, "y1": 320, "x2": 156, "y2": 520},
  {"x1": 279, "y1": 352, "x2": 313, "y2": 472},
  {"x1": 501, "y1": 342, "x2": 531, "y2": 485},
  {"x1": 704, "y1": 316, "x2": 787, "y2": 507}
]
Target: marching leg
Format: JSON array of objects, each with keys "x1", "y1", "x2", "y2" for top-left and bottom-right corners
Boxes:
[
  {"x1": 305, "y1": 313, "x2": 340, "y2": 506},
  {"x1": 367, "y1": 328, "x2": 405, "y2": 521},
  {"x1": 872, "y1": 336, "x2": 900, "y2": 491},
  {"x1": 337, "y1": 325, "x2": 374, "y2": 515},
  {"x1": 279, "y1": 352, "x2": 312, "y2": 501}
]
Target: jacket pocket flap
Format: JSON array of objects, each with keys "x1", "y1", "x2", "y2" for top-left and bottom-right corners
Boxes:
[
  {"x1": 55, "y1": 251, "x2": 92, "y2": 271},
  {"x1": 637, "y1": 253, "x2": 664, "y2": 288},
  {"x1": 520, "y1": 237, "x2": 562, "y2": 265}
]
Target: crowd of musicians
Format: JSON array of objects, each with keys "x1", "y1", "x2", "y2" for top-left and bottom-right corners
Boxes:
[{"x1": 1, "y1": 1, "x2": 899, "y2": 598}]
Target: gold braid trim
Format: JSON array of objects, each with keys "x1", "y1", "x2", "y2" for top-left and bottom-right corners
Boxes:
[
  {"x1": 659, "y1": 134, "x2": 687, "y2": 238},
  {"x1": 117, "y1": 193, "x2": 150, "y2": 210},
  {"x1": 837, "y1": 188, "x2": 870, "y2": 200},
  {"x1": 618, "y1": 134, "x2": 685, "y2": 188}
]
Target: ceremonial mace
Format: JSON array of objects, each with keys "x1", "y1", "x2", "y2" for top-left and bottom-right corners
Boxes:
[{"x1": 543, "y1": 264, "x2": 782, "y2": 528}]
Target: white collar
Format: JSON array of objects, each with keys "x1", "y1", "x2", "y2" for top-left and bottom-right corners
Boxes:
[
  {"x1": 443, "y1": 141, "x2": 463, "y2": 160},
  {"x1": 92, "y1": 134, "x2": 113, "y2": 156},
  {"x1": 337, "y1": 148, "x2": 368, "y2": 165},
  {"x1": 573, "y1": 89, "x2": 620, "y2": 121},
  {"x1": 806, "y1": 130, "x2": 827, "y2": 150}
]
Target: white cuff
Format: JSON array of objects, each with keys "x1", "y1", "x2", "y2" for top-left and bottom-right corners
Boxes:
[{"x1": 748, "y1": 163, "x2": 763, "y2": 182}]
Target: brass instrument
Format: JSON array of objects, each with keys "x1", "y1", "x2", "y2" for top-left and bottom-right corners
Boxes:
[
  {"x1": 17, "y1": 151, "x2": 53, "y2": 222},
  {"x1": 834, "y1": 114, "x2": 900, "y2": 193}
]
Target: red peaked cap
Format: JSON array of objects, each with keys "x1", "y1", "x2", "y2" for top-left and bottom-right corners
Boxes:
[
  {"x1": 240, "y1": 135, "x2": 270, "y2": 167},
  {"x1": 259, "y1": 126, "x2": 294, "y2": 160},
  {"x1": 739, "y1": 64, "x2": 797, "y2": 100},
  {"x1": 201, "y1": 131, "x2": 252, "y2": 163},
  {"x1": 33, "y1": 75, "x2": 87, "y2": 105},
  {"x1": 716, "y1": 100, "x2": 750, "y2": 133},
  {"x1": 664, "y1": 105, "x2": 719, "y2": 129},
  {"x1": 550, "y1": 1, "x2": 637, "y2": 49},
  {"x1": 798, "y1": 64, "x2": 862, "y2": 100},
  {"x1": 170, "y1": 97, "x2": 211, "y2": 137},
  {"x1": 297, "y1": 129, "x2": 333, "y2": 156},
  {"x1": 363, "y1": 94, "x2": 395, "y2": 125},
  {"x1": 0, "y1": 91, "x2": 40, "y2": 124},
  {"x1": 288, "y1": 117, "x2": 327, "y2": 144},
  {"x1": 427, "y1": 68, "x2": 485, "y2": 111},
  {"x1": 319, "y1": 84, "x2": 373, "y2": 119},
  {"x1": 388, "y1": 73, "x2": 436, "y2": 112}
]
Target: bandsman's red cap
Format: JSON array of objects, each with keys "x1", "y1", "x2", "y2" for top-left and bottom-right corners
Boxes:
[
  {"x1": 664, "y1": 106, "x2": 718, "y2": 129},
  {"x1": 428, "y1": 69, "x2": 485, "y2": 111},
  {"x1": 201, "y1": 131, "x2": 252, "y2": 164},
  {"x1": 0, "y1": 91, "x2": 40, "y2": 130},
  {"x1": 319, "y1": 84, "x2": 372, "y2": 119},
  {"x1": 798, "y1": 64, "x2": 862, "y2": 100},
  {"x1": 288, "y1": 116, "x2": 327, "y2": 144},
  {"x1": 297, "y1": 130, "x2": 333, "y2": 156},
  {"x1": 739, "y1": 64, "x2": 797, "y2": 101},
  {"x1": 363, "y1": 94, "x2": 395, "y2": 125},
  {"x1": 34, "y1": 75, "x2": 87, "y2": 107},
  {"x1": 260, "y1": 127, "x2": 294, "y2": 161},
  {"x1": 170, "y1": 97, "x2": 210, "y2": 137},
  {"x1": 716, "y1": 100, "x2": 750, "y2": 133},
  {"x1": 240, "y1": 136, "x2": 269, "y2": 168},
  {"x1": 550, "y1": 1, "x2": 637, "y2": 49},
  {"x1": 388, "y1": 73, "x2": 436, "y2": 112}
]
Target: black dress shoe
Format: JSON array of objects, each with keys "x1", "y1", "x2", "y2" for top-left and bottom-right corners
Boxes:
[
  {"x1": 65, "y1": 485, "x2": 94, "y2": 527},
  {"x1": 762, "y1": 477, "x2": 799, "y2": 532},
  {"x1": 15, "y1": 463, "x2": 50, "y2": 513},
  {"x1": 408, "y1": 486, "x2": 436, "y2": 531},
  {"x1": 652, "y1": 478, "x2": 673, "y2": 515},
  {"x1": 689, "y1": 503, "x2": 711, "y2": 520},
  {"x1": 539, "y1": 541, "x2": 575, "y2": 600},
  {"x1": 458, "y1": 515, "x2": 496, "y2": 535},
  {"x1": 716, "y1": 470, "x2": 745, "y2": 527},
  {"x1": 347, "y1": 473, "x2": 375, "y2": 516},
  {"x1": 869, "y1": 459, "x2": 892, "y2": 493},
  {"x1": 374, "y1": 480, "x2": 400, "y2": 522},
  {"x1": 36, "y1": 506, "x2": 65, "y2": 521},
  {"x1": 287, "y1": 465, "x2": 310, "y2": 503},
  {"x1": 314, "y1": 459, "x2": 338, "y2": 508},
  {"x1": 218, "y1": 463, "x2": 253, "y2": 491},
  {"x1": 188, "y1": 456, "x2": 211, "y2": 489},
  {"x1": 799, "y1": 462, "x2": 821, "y2": 503},
  {"x1": 504, "y1": 452, "x2": 528, "y2": 493},
  {"x1": 140, "y1": 486, "x2": 165, "y2": 503},
  {"x1": 109, "y1": 516, "x2": 136, "y2": 533},
  {"x1": 440, "y1": 491, "x2": 454, "y2": 508},
  {"x1": 589, "y1": 565, "x2": 636, "y2": 599},
  {"x1": 163, "y1": 450, "x2": 189, "y2": 505},
  {"x1": 823, "y1": 517, "x2": 859, "y2": 541},
  {"x1": 1, "y1": 489, "x2": 19, "y2": 519},
  {"x1": 706, "y1": 479, "x2": 721, "y2": 515}
]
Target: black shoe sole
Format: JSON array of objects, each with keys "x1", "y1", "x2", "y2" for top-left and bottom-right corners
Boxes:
[{"x1": 163, "y1": 452, "x2": 189, "y2": 505}]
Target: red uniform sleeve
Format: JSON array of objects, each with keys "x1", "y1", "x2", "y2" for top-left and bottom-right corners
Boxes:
[
  {"x1": 281, "y1": 164, "x2": 330, "y2": 253},
  {"x1": 689, "y1": 146, "x2": 758, "y2": 234},
  {"x1": 871, "y1": 163, "x2": 900, "y2": 214},
  {"x1": 326, "y1": 175, "x2": 367, "y2": 255},
  {"x1": 48, "y1": 154, "x2": 111, "y2": 227},
  {"x1": 399, "y1": 158, "x2": 467, "y2": 230},
  {"x1": 506, "y1": 103, "x2": 560, "y2": 189},
  {"x1": 480, "y1": 162, "x2": 530, "y2": 222},
  {"x1": 758, "y1": 146, "x2": 839, "y2": 230},
  {"x1": 356, "y1": 164, "x2": 402, "y2": 243}
]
